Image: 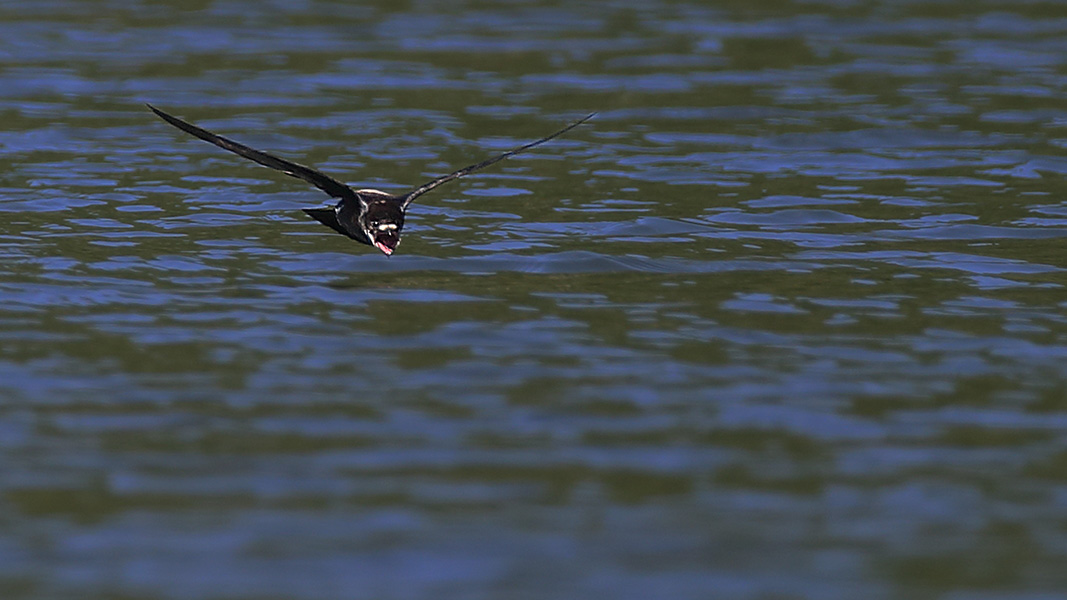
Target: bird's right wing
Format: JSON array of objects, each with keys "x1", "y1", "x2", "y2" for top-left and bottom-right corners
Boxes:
[{"x1": 148, "y1": 104, "x2": 355, "y2": 200}]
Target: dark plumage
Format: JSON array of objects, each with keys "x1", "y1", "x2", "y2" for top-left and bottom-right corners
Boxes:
[{"x1": 148, "y1": 104, "x2": 594, "y2": 255}]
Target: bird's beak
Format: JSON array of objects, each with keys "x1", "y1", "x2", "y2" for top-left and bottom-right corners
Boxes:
[{"x1": 373, "y1": 232, "x2": 400, "y2": 256}]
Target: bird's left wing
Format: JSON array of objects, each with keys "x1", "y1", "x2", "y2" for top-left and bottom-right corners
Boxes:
[{"x1": 400, "y1": 112, "x2": 595, "y2": 209}]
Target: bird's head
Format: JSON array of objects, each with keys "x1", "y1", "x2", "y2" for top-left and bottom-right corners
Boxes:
[{"x1": 360, "y1": 198, "x2": 405, "y2": 256}]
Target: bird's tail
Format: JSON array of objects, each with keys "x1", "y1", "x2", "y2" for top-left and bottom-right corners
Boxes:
[{"x1": 302, "y1": 207, "x2": 349, "y2": 237}]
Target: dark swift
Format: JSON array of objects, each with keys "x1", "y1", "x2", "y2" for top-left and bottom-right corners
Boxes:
[{"x1": 147, "y1": 104, "x2": 594, "y2": 255}]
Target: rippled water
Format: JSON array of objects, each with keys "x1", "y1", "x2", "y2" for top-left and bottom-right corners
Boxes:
[{"x1": 2, "y1": 1, "x2": 1067, "y2": 598}]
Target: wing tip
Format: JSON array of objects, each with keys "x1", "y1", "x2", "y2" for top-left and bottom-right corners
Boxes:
[{"x1": 146, "y1": 103, "x2": 177, "y2": 125}]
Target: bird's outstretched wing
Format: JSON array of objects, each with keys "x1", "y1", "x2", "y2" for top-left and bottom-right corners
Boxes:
[
  {"x1": 400, "y1": 112, "x2": 595, "y2": 209},
  {"x1": 147, "y1": 104, "x2": 355, "y2": 200}
]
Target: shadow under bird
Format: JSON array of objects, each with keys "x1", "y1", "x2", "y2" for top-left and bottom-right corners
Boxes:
[{"x1": 147, "y1": 104, "x2": 594, "y2": 255}]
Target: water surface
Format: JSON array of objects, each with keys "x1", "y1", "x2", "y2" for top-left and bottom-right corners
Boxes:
[{"x1": 2, "y1": 1, "x2": 1067, "y2": 598}]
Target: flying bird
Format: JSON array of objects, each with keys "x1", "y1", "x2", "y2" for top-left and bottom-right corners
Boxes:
[{"x1": 148, "y1": 104, "x2": 594, "y2": 255}]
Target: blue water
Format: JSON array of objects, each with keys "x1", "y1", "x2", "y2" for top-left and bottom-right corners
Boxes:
[{"x1": 1, "y1": 1, "x2": 1067, "y2": 598}]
